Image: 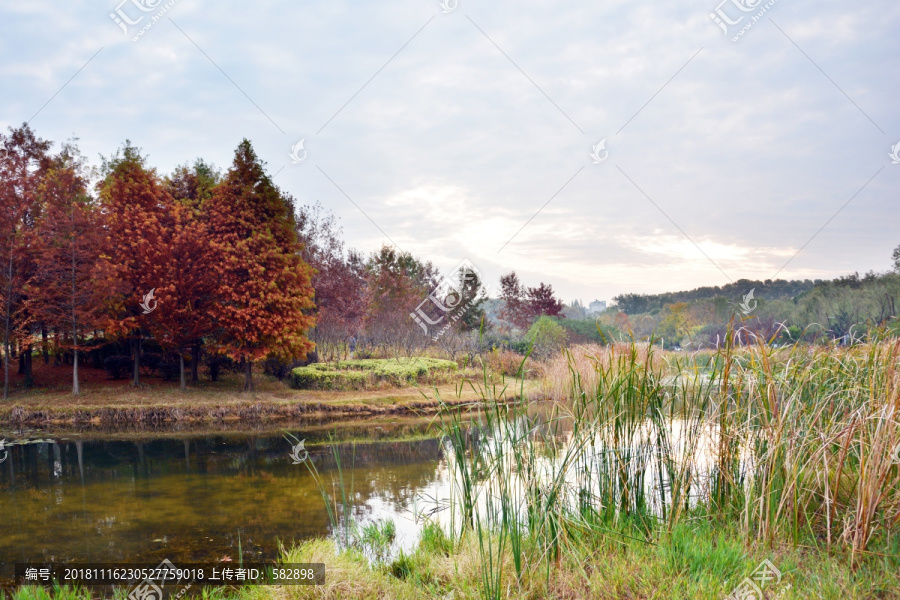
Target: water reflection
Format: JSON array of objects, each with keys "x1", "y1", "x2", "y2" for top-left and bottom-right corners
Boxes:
[{"x1": 0, "y1": 421, "x2": 449, "y2": 584}]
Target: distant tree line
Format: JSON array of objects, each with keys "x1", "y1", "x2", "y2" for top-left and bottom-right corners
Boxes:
[{"x1": 612, "y1": 278, "x2": 820, "y2": 315}]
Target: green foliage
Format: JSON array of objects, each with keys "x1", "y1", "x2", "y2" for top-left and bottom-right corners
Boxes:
[
  {"x1": 290, "y1": 358, "x2": 458, "y2": 390},
  {"x1": 525, "y1": 316, "x2": 568, "y2": 358},
  {"x1": 557, "y1": 318, "x2": 617, "y2": 344},
  {"x1": 357, "y1": 519, "x2": 397, "y2": 565},
  {"x1": 612, "y1": 271, "x2": 900, "y2": 348},
  {"x1": 613, "y1": 277, "x2": 817, "y2": 314},
  {"x1": 659, "y1": 522, "x2": 745, "y2": 582},
  {"x1": 418, "y1": 521, "x2": 453, "y2": 556}
]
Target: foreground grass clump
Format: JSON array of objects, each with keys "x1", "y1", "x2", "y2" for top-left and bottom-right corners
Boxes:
[
  {"x1": 239, "y1": 518, "x2": 895, "y2": 599},
  {"x1": 9, "y1": 521, "x2": 899, "y2": 599},
  {"x1": 290, "y1": 358, "x2": 458, "y2": 390}
]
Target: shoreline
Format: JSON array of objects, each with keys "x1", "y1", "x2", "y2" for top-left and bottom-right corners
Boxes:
[{"x1": 0, "y1": 381, "x2": 535, "y2": 428}]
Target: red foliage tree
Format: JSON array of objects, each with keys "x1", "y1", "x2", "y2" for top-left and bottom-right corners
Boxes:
[
  {"x1": 205, "y1": 140, "x2": 315, "y2": 390},
  {"x1": 499, "y1": 271, "x2": 529, "y2": 329},
  {"x1": 162, "y1": 159, "x2": 222, "y2": 383},
  {"x1": 526, "y1": 282, "x2": 565, "y2": 320},
  {"x1": 365, "y1": 245, "x2": 436, "y2": 355},
  {"x1": 499, "y1": 271, "x2": 566, "y2": 330},
  {"x1": 25, "y1": 143, "x2": 103, "y2": 394},
  {"x1": 295, "y1": 201, "x2": 368, "y2": 360},
  {"x1": 96, "y1": 142, "x2": 175, "y2": 386},
  {"x1": 0, "y1": 124, "x2": 51, "y2": 397},
  {"x1": 144, "y1": 201, "x2": 217, "y2": 389}
]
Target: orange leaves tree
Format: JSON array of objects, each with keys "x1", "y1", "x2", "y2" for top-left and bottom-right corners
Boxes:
[
  {"x1": 144, "y1": 200, "x2": 217, "y2": 390},
  {"x1": 0, "y1": 124, "x2": 51, "y2": 398},
  {"x1": 205, "y1": 140, "x2": 315, "y2": 390},
  {"x1": 96, "y1": 143, "x2": 175, "y2": 387},
  {"x1": 25, "y1": 143, "x2": 104, "y2": 395}
]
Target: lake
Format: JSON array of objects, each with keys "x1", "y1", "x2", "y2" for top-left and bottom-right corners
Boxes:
[{"x1": 0, "y1": 416, "x2": 460, "y2": 585}]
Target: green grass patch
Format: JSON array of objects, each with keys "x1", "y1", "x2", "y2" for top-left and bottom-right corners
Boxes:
[{"x1": 290, "y1": 358, "x2": 458, "y2": 390}]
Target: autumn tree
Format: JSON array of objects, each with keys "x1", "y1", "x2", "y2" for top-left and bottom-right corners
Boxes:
[
  {"x1": 526, "y1": 282, "x2": 565, "y2": 321},
  {"x1": 164, "y1": 159, "x2": 221, "y2": 382},
  {"x1": 498, "y1": 271, "x2": 565, "y2": 330},
  {"x1": 25, "y1": 142, "x2": 103, "y2": 394},
  {"x1": 144, "y1": 201, "x2": 217, "y2": 390},
  {"x1": 366, "y1": 245, "x2": 437, "y2": 354},
  {"x1": 499, "y1": 272, "x2": 529, "y2": 329},
  {"x1": 96, "y1": 142, "x2": 175, "y2": 386},
  {"x1": 0, "y1": 124, "x2": 51, "y2": 397},
  {"x1": 295, "y1": 201, "x2": 368, "y2": 361},
  {"x1": 205, "y1": 140, "x2": 315, "y2": 390}
]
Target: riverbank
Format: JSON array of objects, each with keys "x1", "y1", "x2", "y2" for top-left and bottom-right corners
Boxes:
[
  {"x1": 0, "y1": 377, "x2": 536, "y2": 427},
  {"x1": 270, "y1": 521, "x2": 899, "y2": 600},
  {"x1": 9, "y1": 520, "x2": 897, "y2": 599}
]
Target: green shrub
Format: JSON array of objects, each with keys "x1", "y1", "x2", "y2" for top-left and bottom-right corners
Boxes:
[
  {"x1": 290, "y1": 367, "x2": 371, "y2": 390},
  {"x1": 525, "y1": 316, "x2": 568, "y2": 358},
  {"x1": 290, "y1": 358, "x2": 457, "y2": 390}
]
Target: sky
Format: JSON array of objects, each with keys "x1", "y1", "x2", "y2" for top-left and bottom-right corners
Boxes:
[{"x1": 1, "y1": 0, "x2": 898, "y2": 305}]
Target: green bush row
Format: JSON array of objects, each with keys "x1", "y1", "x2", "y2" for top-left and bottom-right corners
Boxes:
[{"x1": 290, "y1": 358, "x2": 458, "y2": 390}]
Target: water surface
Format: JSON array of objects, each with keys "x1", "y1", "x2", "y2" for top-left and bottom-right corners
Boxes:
[{"x1": 0, "y1": 417, "x2": 453, "y2": 584}]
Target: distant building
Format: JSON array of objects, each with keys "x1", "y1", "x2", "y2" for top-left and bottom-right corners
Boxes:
[{"x1": 588, "y1": 300, "x2": 607, "y2": 314}]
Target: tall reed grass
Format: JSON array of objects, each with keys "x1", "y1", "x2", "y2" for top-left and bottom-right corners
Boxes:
[{"x1": 434, "y1": 328, "x2": 900, "y2": 598}]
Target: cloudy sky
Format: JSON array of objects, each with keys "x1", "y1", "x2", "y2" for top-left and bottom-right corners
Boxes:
[{"x1": 2, "y1": 0, "x2": 898, "y2": 304}]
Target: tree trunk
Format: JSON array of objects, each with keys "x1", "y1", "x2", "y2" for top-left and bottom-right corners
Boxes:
[
  {"x1": 1, "y1": 333, "x2": 7, "y2": 400},
  {"x1": 3, "y1": 251, "x2": 12, "y2": 400},
  {"x1": 190, "y1": 341, "x2": 200, "y2": 383},
  {"x1": 23, "y1": 346, "x2": 32, "y2": 389},
  {"x1": 179, "y1": 353, "x2": 186, "y2": 391},
  {"x1": 72, "y1": 348, "x2": 80, "y2": 395},
  {"x1": 41, "y1": 324, "x2": 49, "y2": 364},
  {"x1": 132, "y1": 335, "x2": 141, "y2": 387},
  {"x1": 244, "y1": 358, "x2": 253, "y2": 391}
]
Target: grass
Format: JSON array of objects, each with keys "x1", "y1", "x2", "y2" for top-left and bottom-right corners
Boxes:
[
  {"x1": 290, "y1": 358, "x2": 459, "y2": 390},
  {"x1": 8, "y1": 519, "x2": 896, "y2": 599}
]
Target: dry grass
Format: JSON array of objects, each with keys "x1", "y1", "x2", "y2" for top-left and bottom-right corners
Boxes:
[{"x1": 0, "y1": 369, "x2": 534, "y2": 426}]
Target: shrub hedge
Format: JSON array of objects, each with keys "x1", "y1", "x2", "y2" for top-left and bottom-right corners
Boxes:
[{"x1": 290, "y1": 358, "x2": 457, "y2": 390}]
